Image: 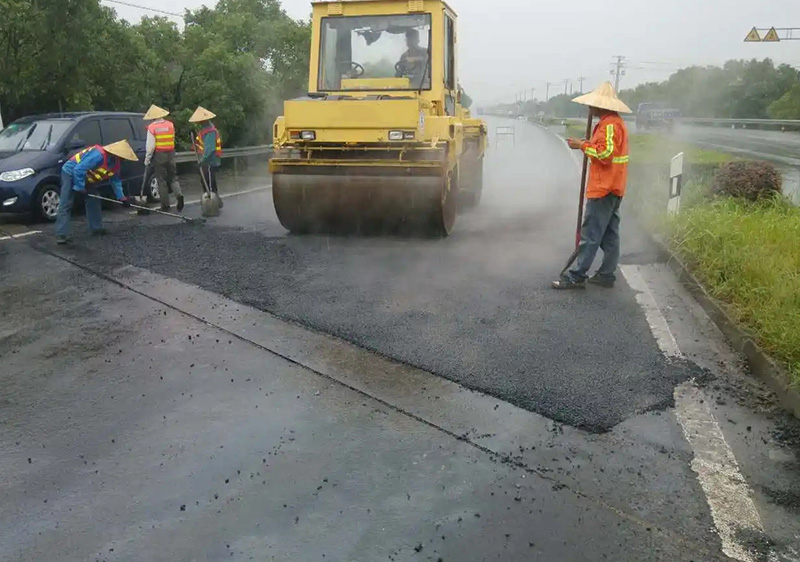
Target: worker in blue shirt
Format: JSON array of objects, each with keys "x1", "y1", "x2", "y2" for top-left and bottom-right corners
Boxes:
[
  {"x1": 55, "y1": 140, "x2": 136, "y2": 244},
  {"x1": 189, "y1": 106, "x2": 223, "y2": 207}
]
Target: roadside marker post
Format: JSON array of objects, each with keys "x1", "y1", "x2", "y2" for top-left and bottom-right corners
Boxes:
[{"x1": 668, "y1": 152, "x2": 684, "y2": 215}]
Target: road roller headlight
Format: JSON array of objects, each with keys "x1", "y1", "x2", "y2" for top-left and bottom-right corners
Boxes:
[
  {"x1": 389, "y1": 131, "x2": 415, "y2": 141},
  {"x1": 289, "y1": 130, "x2": 316, "y2": 140}
]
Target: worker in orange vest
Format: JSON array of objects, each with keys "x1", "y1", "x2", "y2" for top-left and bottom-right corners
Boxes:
[
  {"x1": 143, "y1": 104, "x2": 183, "y2": 211},
  {"x1": 552, "y1": 82, "x2": 631, "y2": 290}
]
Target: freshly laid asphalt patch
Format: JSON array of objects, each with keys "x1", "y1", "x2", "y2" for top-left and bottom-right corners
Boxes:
[
  {"x1": 53, "y1": 120, "x2": 698, "y2": 432},
  {"x1": 61, "y1": 216, "x2": 697, "y2": 433}
]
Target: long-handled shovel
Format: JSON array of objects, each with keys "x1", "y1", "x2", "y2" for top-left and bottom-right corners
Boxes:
[
  {"x1": 559, "y1": 111, "x2": 594, "y2": 277},
  {"x1": 191, "y1": 134, "x2": 221, "y2": 217},
  {"x1": 136, "y1": 164, "x2": 151, "y2": 216},
  {"x1": 87, "y1": 194, "x2": 205, "y2": 225}
]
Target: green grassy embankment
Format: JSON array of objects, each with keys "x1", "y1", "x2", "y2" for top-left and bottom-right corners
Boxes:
[
  {"x1": 624, "y1": 133, "x2": 800, "y2": 386},
  {"x1": 668, "y1": 198, "x2": 800, "y2": 384}
]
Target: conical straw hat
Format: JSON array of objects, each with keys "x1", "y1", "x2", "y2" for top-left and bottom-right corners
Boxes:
[
  {"x1": 572, "y1": 82, "x2": 632, "y2": 113},
  {"x1": 103, "y1": 140, "x2": 138, "y2": 162},
  {"x1": 143, "y1": 104, "x2": 170, "y2": 120},
  {"x1": 189, "y1": 106, "x2": 216, "y2": 123}
]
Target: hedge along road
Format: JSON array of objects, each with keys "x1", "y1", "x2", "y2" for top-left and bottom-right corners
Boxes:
[{"x1": 2, "y1": 117, "x2": 800, "y2": 561}]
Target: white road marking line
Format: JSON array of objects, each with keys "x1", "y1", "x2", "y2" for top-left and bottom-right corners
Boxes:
[
  {"x1": 184, "y1": 185, "x2": 270, "y2": 207},
  {"x1": 0, "y1": 230, "x2": 42, "y2": 242},
  {"x1": 620, "y1": 264, "x2": 681, "y2": 357},
  {"x1": 127, "y1": 186, "x2": 271, "y2": 215},
  {"x1": 621, "y1": 264, "x2": 774, "y2": 562}
]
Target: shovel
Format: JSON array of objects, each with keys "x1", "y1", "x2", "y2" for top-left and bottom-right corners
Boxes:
[
  {"x1": 136, "y1": 163, "x2": 151, "y2": 216},
  {"x1": 191, "y1": 134, "x2": 221, "y2": 217},
  {"x1": 559, "y1": 111, "x2": 593, "y2": 277},
  {"x1": 87, "y1": 194, "x2": 205, "y2": 225}
]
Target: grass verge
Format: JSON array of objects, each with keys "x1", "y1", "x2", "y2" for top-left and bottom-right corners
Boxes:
[{"x1": 667, "y1": 197, "x2": 800, "y2": 385}]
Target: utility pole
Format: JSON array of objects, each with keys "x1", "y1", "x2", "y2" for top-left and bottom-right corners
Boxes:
[
  {"x1": 563, "y1": 79, "x2": 570, "y2": 95},
  {"x1": 545, "y1": 82, "x2": 552, "y2": 102},
  {"x1": 530, "y1": 88, "x2": 535, "y2": 101},
  {"x1": 610, "y1": 56, "x2": 626, "y2": 91},
  {"x1": 578, "y1": 76, "x2": 586, "y2": 93}
]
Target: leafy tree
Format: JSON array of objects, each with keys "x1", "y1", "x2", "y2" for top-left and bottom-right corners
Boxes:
[
  {"x1": 768, "y1": 84, "x2": 800, "y2": 119},
  {"x1": 0, "y1": 0, "x2": 311, "y2": 145}
]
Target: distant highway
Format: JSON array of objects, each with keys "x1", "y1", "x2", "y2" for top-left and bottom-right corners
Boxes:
[
  {"x1": 672, "y1": 124, "x2": 800, "y2": 202},
  {"x1": 673, "y1": 124, "x2": 800, "y2": 166}
]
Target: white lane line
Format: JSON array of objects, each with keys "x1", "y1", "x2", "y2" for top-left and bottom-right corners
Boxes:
[
  {"x1": 184, "y1": 185, "x2": 270, "y2": 207},
  {"x1": 127, "y1": 186, "x2": 271, "y2": 216},
  {"x1": 620, "y1": 264, "x2": 773, "y2": 562},
  {"x1": 620, "y1": 264, "x2": 681, "y2": 357},
  {"x1": 673, "y1": 384, "x2": 772, "y2": 562},
  {"x1": 0, "y1": 230, "x2": 42, "y2": 242}
]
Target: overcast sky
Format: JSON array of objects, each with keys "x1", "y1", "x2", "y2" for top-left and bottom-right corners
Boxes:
[{"x1": 107, "y1": 0, "x2": 800, "y2": 104}]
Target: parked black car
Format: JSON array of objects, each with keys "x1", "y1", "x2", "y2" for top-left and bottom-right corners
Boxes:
[{"x1": 0, "y1": 111, "x2": 160, "y2": 221}]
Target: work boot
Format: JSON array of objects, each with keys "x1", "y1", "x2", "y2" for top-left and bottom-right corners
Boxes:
[
  {"x1": 587, "y1": 274, "x2": 615, "y2": 288},
  {"x1": 551, "y1": 276, "x2": 586, "y2": 290},
  {"x1": 56, "y1": 235, "x2": 71, "y2": 245},
  {"x1": 90, "y1": 228, "x2": 108, "y2": 236},
  {"x1": 176, "y1": 195, "x2": 185, "y2": 212},
  {"x1": 160, "y1": 204, "x2": 171, "y2": 212}
]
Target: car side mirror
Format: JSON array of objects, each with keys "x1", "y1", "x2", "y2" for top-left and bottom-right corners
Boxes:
[{"x1": 65, "y1": 139, "x2": 83, "y2": 152}]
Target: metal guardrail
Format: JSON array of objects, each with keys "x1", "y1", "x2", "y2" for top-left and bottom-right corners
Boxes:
[
  {"x1": 173, "y1": 144, "x2": 274, "y2": 164},
  {"x1": 678, "y1": 118, "x2": 800, "y2": 128}
]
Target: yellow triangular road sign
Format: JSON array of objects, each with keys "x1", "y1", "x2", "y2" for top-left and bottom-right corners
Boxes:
[
  {"x1": 744, "y1": 27, "x2": 762, "y2": 42},
  {"x1": 763, "y1": 27, "x2": 780, "y2": 42}
]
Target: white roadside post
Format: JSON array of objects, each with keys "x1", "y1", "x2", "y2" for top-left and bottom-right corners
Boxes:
[{"x1": 668, "y1": 151, "x2": 684, "y2": 215}]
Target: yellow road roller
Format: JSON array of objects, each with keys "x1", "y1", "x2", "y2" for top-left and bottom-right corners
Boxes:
[{"x1": 269, "y1": 0, "x2": 488, "y2": 236}]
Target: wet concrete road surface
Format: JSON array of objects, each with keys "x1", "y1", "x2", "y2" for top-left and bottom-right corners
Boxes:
[{"x1": 2, "y1": 119, "x2": 800, "y2": 561}]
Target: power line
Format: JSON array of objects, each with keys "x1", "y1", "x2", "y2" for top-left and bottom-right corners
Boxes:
[{"x1": 102, "y1": 0, "x2": 183, "y2": 18}]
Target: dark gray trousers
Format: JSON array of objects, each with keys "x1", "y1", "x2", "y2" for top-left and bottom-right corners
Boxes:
[{"x1": 569, "y1": 193, "x2": 622, "y2": 282}]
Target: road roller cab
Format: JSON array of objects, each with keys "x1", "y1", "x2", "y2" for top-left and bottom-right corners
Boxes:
[{"x1": 269, "y1": 0, "x2": 487, "y2": 236}]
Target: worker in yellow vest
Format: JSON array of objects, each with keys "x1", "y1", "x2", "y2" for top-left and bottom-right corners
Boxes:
[{"x1": 143, "y1": 104, "x2": 183, "y2": 211}]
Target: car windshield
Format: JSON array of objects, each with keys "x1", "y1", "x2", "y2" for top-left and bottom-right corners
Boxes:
[
  {"x1": 318, "y1": 14, "x2": 431, "y2": 91},
  {"x1": 0, "y1": 119, "x2": 73, "y2": 152}
]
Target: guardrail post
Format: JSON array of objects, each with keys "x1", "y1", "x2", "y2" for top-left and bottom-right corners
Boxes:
[{"x1": 233, "y1": 156, "x2": 239, "y2": 177}]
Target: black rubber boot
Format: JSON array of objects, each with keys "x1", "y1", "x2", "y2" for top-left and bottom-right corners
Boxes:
[
  {"x1": 587, "y1": 274, "x2": 615, "y2": 288},
  {"x1": 176, "y1": 195, "x2": 185, "y2": 212}
]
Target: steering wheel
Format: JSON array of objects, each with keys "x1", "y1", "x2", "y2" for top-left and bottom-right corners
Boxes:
[
  {"x1": 395, "y1": 61, "x2": 409, "y2": 77},
  {"x1": 338, "y1": 61, "x2": 364, "y2": 78}
]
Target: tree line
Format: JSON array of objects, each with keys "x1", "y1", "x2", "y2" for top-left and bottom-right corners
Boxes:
[
  {"x1": 0, "y1": 0, "x2": 311, "y2": 148},
  {"x1": 483, "y1": 58, "x2": 800, "y2": 120}
]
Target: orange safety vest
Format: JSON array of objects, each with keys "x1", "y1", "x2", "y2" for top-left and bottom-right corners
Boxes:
[
  {"x1": 195, "y1": 124, "x2": 223, "y2": 157},
  {"x1": 581, "y1": 112, "x2": 629, "y2": 199},
  {"x1": 147, "y1": 119, "x2": 175, "y2": 152},
  {"x1": 70, "y1": 145, "x2": 120, "y2": 184}
]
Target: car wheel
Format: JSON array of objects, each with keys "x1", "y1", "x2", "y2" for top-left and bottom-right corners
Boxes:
[
  {"x1": 36, "y1": 185, "x2": 61, "y2": 222},
  {"x1": 146, "y1": 174, "x2": 161, "y2": 203}
]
